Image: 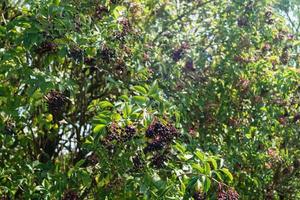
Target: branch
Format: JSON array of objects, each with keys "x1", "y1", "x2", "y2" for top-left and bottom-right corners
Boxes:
[{"x1": 152, "y1": 0, "x2": 216, "y2": 43}]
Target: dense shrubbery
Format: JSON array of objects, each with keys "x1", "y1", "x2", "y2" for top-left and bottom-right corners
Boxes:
[{"x1": 0, "y1": 0, "x2": 299, "y2": 199}]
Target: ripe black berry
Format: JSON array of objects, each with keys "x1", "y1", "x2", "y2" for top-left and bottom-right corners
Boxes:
[
  {"x1": 294, "y1": 113, "x2": 300, "y2": 122},
  {"x1": 99, "y1": 45, "x2": 115, "y2": 63},
  {"x1": 185, "y1": 59, "x2": 195, "y2": 71},
  {"x1": 123, "y1": 125, "x2": 136, "y2": 141},
  {"x1": 193, "y1": 192, "x2": 206, "y2": 200},
  {"x1": 144, "y1": 121, "x2": 178, "y2": 153},
  {"x1": 265, "y1": 11, "x2": 274, "y2": 24},
  {"x1": 150, "y1": 153, "x2": 166, "y2": 168},
  {"x1": 237, "y1": 17, "x2": 248, "y2": 27},
  {"x1": 68, "y1": 47, "x2": 83, "y2": 62},
  {"x1": 132, "y1": 155, "x2": 143, "y2": 169},
  {"x1": 36, "y1": 41, "x2": 57, "y2": 55},
  {"x1": 293, "y1": 158, "x2": 300, "y2": 169},
  {"x1": 95, "y1": 5, "x2": 109, "y2": 20},
  {"x1": 172, "y1": 43, "x2": 189, "y2": 62},
  {"x1": 62, "y1": 190, "x2": 79, "y2": 200},
  {"x1": 280, "y1": 47, "x2": 289, "y2": 65},
  {"x1": 145, "y1": 128, "x2": 155, "y2": 138},
  {"x1": 84, "y1": 57, "x2": 96, "y2": 66},
  {"x1": 44, "y1": 90, "x2": 69, "y2": 121}
]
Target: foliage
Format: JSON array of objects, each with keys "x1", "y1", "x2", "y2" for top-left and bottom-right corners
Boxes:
[{"x1": 0, "y1": 0, "x2": 299, "y2": 199}]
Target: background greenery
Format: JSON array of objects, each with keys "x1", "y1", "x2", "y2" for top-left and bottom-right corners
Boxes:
[{"x1": 0, "y1": 0, "x2": 299, "y2": 199}]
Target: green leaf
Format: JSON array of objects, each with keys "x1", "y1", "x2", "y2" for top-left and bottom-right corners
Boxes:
[
  {"x1": 75, "y1": 159, "x2": 85, "y2": 168},
  {"x1": 93, "y1": 124, "x2": 106, "y2": 134},
  {"x1": 133, "y1": 96, "x2": 148, "y2": 105},
  {"x1": 148, "y1": 80, "x2": 159, "y2": 96},
  {"x1": 99, "y1": 101, "x2": 113, "y2": 109},
  {"x1": 208, "y1": 158, "x2": 218, "y2": 170},
  {"x1": 220, "y1": 168, "x2": 233, "y2": 182},
  {"x1": 203, "y1": 176, "x2": 211, "y2": 192},
  {"x1": 204, "y1": 162, "x2": 211, "y2": 175},
  {"x1": 195, "y1": 150, "x2": 205, "y2": 161},
  {"x1": 132, "y1": 85, "x2": 147, "y2": 95},
  {"x1": 174, "y1": 142, "x2": 186, "y2": 153},
  {"x1": 191, "y1": 163, "x2": 204, "y2": 173}
]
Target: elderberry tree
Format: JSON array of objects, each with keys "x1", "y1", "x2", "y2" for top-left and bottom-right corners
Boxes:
[{"x1": 0, "y1": 0, "x2": 299, "y2": 199}]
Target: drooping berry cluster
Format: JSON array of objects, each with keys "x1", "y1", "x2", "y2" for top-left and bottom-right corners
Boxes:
[
  {"x1": 68, "y1": 47, "x2": 83, "y2": 62},
  {"x1": 280, "y1": 47, "x2": 289, "y2": 65},
  {"x1": 264, "y1": 11, "x2": 274, "y2": 24},
  {"x1": 99, "y1": 45, "x2": 115, "y2": 63},
  {"x1": 4, "y1": 120, "x2": 15, "y2": 135},
  {"x1": 113, "y1": 18, "x2": 132, "y2": 41},
  {"x1": 86, "y1": 152, "x2": 99, "y2": 166},
  {"x1": 237, "y1": 16, "x2": 248, "y2": 27},
  {"x1": 150, "y1": 153, "x2": 167, "y2": 168},
  {"x1": 193, "y1": 192, "x2": 206, "y2": 200},
  {"x1": 184, "y1": 59, "x2": 195, "y2": 71},
  {"x1": 36, "y1": 41, "x2": 57, "y2": 55},
  {"x1": 132, "y1": 155, "x2": 143, "y2": 169},
  {"x1": 102, "y1": 124, "x2": 137, "y2": 150},
  {"x1": 62, "y1": 190, "x2": 79, "y2": 200},
  {"x1": 95, "y1": 5, "x2": 109, "y2": 20},
  {"x1": 44, "y1": 90, "x2": 68, "y2": 121},
  {"x1": 172, "y1": 42, "x2": 189, "y2": 62},
  {"x1": 144, "y1": 121, "x2": 178, "y2": 153},
  {"x1": 217, "y1": 183, "x2": 239, "y2": 200},
  {"x1": 294, "y1": 113, "x2": 300, "y2": 122}
]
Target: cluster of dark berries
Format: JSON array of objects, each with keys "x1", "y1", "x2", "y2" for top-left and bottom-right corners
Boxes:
[
  {"x1": 293, "y1": 158, "x2": 300, "y2": 169},
  {"x1": 99, "y1": 45, "x2": 115, "y2": 63},
  {"x1": 86, "y1": 152, "x2": 99, "y2": 166},
  {"x1": 144, "y1": 121, "x2": 178, "y2": 153},
  {"x1": 102, "y1": 124, "x2": 137, "y2": 149},
  {"x1": 132, "y1": 155, "x2": 143, "y2": 169},
  {"x1": 4, "y1": 120, "x2": 15, "y2": 135},
  {"x1": 62, "y1": 190, "x2": 79, "y2": 200},
  {"x1": 237, "y1": 78, "x2": 250, "y2": 93},
  {"x1": 84, "y1": 57, "x2": 96, "y2": 66},
  {"x1": 36, "y1": 41, "x2": 57, "y2": 55},
  {"x1": 193, "y1": 192, "x2": 206, "y2": 200},
  {"x1": 113, "y1": 18, "x2": 132, "y2": 41},
  {"x1": 233, "y1": 55, "x2": 257, "y2": 64},
  {"x1": 110, "y1": 0, "x2": 119, "y2": 4},
  {"x1": 68, "y1": 47, "x2": 83, "y2": 62},
  {"x1": 237, "y1": 16, "x2": 249, "y2": 27},
  {"x1": 217, "y1": 183, "x2": 239, "y2": 200},
  {"x1": 95, "y1": 5, "x2": 109, "y2": 20},
  {"x1": 294, "y1": 113, "x2": 300, "y2": 123},
  {"x1": 184, "y1": 59, "x2": 195, "y2": 71},
  {"x1": 262, "y1": 43, "x2": 271, "y2": 52},
  {"x1": 114, "y1": 59, "x2": 125, "y2": 74},
  {"x1": 150, "y1": 153, "x2": 167, "y2": 168},
  {"x1": 172, "y1": 42, "x2": 189, "y2": 62},
  {"x1": 280, "y1": 47, "x2": 289, "y2": 65},
  {"x1": 265, "y1": 11, "x2": 274, "y2": 24},
  {"x1": 44, "y1": 90, "x2": 69, "y2": 121}
]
